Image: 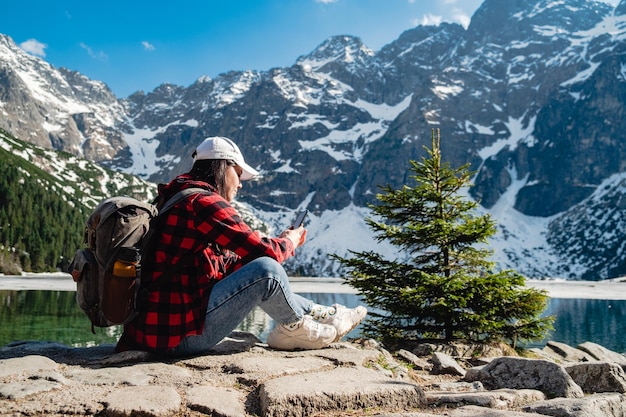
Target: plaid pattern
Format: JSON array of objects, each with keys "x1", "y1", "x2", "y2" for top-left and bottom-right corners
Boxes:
[{"x1": 117, "y1": 175, "x2": 294, "y2": 352}]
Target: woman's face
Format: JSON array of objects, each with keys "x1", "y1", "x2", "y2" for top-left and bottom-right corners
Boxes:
[{"x1": 224, "y1": 164, "x2": 243, "y2": 201}]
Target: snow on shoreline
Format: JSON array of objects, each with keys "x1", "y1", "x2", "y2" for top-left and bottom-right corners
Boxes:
[{"x1": 2, "y1": 274, "x2": 626, "y2": 300}]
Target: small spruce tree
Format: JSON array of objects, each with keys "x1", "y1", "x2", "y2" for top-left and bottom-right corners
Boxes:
[{"x1": 334, "y1": 129, "x2": 553, "y2": 347}]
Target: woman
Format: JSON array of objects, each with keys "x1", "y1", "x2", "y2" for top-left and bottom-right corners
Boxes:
[{"x1": 116, "y1": 136, "x2": 366, "y2": 356}]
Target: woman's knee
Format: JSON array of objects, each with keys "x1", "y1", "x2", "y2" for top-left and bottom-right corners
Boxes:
[
  {"x1": 250, "y1": 257, "x2": 287, "y2": 277},
  {"x1": 248, "y1": 257, "x2": 290, "y2": 289}
]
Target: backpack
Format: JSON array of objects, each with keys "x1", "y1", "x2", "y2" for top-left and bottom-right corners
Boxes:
[{"x1": 68, "y1": 188, "x2": 207, "y2": 332}]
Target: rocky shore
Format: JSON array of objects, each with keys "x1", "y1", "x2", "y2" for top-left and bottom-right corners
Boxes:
[{"x1": 2, "y1": 333, "x2": 626, "y2": 417}]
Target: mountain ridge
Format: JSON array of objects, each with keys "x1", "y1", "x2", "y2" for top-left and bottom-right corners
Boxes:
[{"x1": 2, "y1": 0, "x2": 626, "y2": 279}]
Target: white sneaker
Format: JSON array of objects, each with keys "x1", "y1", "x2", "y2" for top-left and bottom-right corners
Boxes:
[
  {"x1": 318, "y1": 304, "x2": 367, "y2": 342},
  {"x1": 267, "y1": 315, "x2": 337, "y2": 350}
]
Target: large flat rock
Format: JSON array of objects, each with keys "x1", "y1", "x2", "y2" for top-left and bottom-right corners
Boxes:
[{"x1": 259, "y1": 366, "x2": 426, "y2": 417}]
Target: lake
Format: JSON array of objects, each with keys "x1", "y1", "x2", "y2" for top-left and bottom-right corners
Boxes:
[
  {"x1": 0, "y1": 289, "x2": 362, "y2": 348},
  {"x1": 1, "y1": 288, "x2": 625, "y2": 353}
]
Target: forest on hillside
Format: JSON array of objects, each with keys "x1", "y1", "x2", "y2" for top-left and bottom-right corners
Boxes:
[{"x1": 0, "y1": 148, "x2": 88, "y2": 274}]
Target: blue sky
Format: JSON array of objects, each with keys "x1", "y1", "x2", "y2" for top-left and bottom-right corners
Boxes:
[{"x1": 2, "y1": 0, "x2": 617, "y2": 98}]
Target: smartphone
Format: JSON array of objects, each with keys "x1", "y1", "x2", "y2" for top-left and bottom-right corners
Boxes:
[{"x1": 291, "y1": 209, "x2": 308, "y2": 228}]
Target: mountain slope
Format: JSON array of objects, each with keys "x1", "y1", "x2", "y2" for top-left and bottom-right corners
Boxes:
[
  {"x1": 0, "y1": 129, "x2": 156, "y2": 273},
  {"x1": 2, "y1": 0, "x2": 626, "y2": 279}
]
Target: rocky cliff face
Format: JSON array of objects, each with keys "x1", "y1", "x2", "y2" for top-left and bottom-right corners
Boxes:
[
  {"x1": 0, "y1": 36, "x2": 127, "y2": 162},
  {"x1": 2, "y1": 0, "x2": 626, "y2": 279}
]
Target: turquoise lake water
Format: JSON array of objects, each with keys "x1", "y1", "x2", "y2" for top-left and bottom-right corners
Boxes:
[{"x1": 1, "y1": 289, "x2": 625, "y2": 353}]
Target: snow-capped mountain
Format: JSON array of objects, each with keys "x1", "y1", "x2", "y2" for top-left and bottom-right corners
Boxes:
[
  {"x1": 2, "y1": 0, "x2": 626, "y2": 279},
  {"x1": 0, "y1": 36, "x2": 128, "y2": 163}
]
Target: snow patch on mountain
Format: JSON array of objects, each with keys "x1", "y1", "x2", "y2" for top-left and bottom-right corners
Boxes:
[
  {"x1": 478, "y1": 114, "x2": 537, "y2": 159},
  {"x1": 432, "y1": 81, "x2": 464, "y2": 99},
  {"x1": 275, "y1": 69, "x2": 355, "y2": 108},
  {"x1": 465, "y1": 121, "x2": 495, "y2": 135},
  {"x1": 0, "y1": 132, "x2": 155, "y2": 208},
  {"x1": 485, "y1": 166, "x2": 562, "y2": 278},
  {"x1": 555, "y1": 12, "x2": 626, "y2": 88},
  {"x1": 296, "y1": 35, "x2": 374, "y2": 73},
  {"x1": 209, "y1": 71, "x2": 260, "y2": 108},
  {"x1": 120, "y1": 119, "x2": 196, "y2": 177},
  {"x1": 298, "y1": 94, "x2": 413, "y2": 162}
]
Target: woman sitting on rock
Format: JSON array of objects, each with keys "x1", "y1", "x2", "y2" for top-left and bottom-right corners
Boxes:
[{"x1": 116, "y1": 136, "x2": 366, "y2": 356}]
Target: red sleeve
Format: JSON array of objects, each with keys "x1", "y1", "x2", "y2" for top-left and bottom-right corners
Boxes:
[{"x1": 192, "y1": 194, "x2": 295, "y2": 268}]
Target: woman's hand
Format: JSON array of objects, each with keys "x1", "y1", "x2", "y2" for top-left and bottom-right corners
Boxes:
[{"x1": 280, "y1": 226, "x2": 307, "y2": 249}]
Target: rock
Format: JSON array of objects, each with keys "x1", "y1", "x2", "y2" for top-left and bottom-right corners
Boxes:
[
  {"x1": 544, "y1": 341, "x2": 595, "y2": 363},
  {"x1": 449, "y1": 405, "x2": 551, "y2": 416},
  {"x1": 426, "y1": 388, "x2": 545, "y2": 410},
  {"x1": 524, "y1": 392, "x2": 626, "y2": 417},
  {"x1": 431, "y1": 352, "x2": 466, "y2": 377},
  {"x1": 259, "y1": 367, "x2": 425, "y2": 417},
  {"x1": 411, "y1": 342, "x2": 514, "y2": 359},
  {"x1": 379, "y1": 346, "x2": 410, "y2": 379},
  {"x1": 528, "y1": 346, "x2": 564, "y2": 363},
  {"x1": 397, "y1": 349, "x2": 433, "y2": 371},
  {"x1": 1, "y1": 337, "x2": 626, "y2": 416},
  {"x1": 0, "y1": 375, "x2": 63, "y2": 400},
  {"x1": 0, "y1": 356, "x2": 66, "y2": 400},
  {"x1": 424, "y1": 380, "x2": 484, "y2": 393},
  {"x1": 566, "y1": 362, "x2": 626, "y2": 393},
  {"x1": 104, "y1": 386, "x2": 181, "y2": 417},
  {"x1": 577, "y1": 341, "x2": 626, "y2": 367},
  {"x1": 373, "y1": 413, "x2": 442, "y2": 417},
  {"x1": 186, "y1": 385, "x2": 247, "y2": 417},
  {"x1": 0, "y1": 355, "x2": 58, "y2": 377},
  {"x1": 464, "y1": 357, "x2": 584, "y2": 398},
  {"x1": 217, "y1": 353, "x2": 334, "y2": 386},
  {"x1": 317, "y1": 343, "x2": 382, "y2": 366},
  {"x1": 68, "y1": 366, "x2": 151, "y2": 386}
]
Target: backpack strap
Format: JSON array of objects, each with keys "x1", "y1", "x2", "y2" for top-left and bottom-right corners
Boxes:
[
  {"x1": 136, "y1": 187, "x2": 212, "y2": 303},
  {"x1": 158, "y1": 187, "x2": 209, "y2": 215},
  {"x1": 142, "y1": 187, "x2": 211, "y2": 263}
]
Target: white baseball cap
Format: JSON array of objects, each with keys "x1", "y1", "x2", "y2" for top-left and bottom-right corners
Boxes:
[{"x1": 193, "y1": 136, "x2": 259, "y2": 181}]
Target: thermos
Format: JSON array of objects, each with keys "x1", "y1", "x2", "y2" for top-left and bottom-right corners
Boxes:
[{"x1": 103, "y1": 247, "x2": 140, "y2": 324}]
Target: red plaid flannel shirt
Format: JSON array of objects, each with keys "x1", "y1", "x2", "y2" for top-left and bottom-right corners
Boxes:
[{"x1": 117, "y1": 175, "x2": 295, "y2": 353}]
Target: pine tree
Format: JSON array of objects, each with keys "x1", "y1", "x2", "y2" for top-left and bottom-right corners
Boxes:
[
  {"x1": 334, "y1": 129, "x2": 553, "y2": 347},
  {"x1": 0, "y1": 145, "x2": 88, "y2": 273}
]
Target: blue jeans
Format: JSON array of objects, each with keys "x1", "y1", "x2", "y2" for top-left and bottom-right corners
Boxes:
[{"x1": 170, "y1": 257, "x2": 313, "y2": 357}]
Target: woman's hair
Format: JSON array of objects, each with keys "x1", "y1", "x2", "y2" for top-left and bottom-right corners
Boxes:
[{"x1": 188, "y1": 159, "x2": 235, "y2": 200}]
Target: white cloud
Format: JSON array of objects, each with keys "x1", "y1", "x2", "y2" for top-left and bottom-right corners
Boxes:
[
  {"x1": 418, "y1": 13, "x2": 443, "y2": 26},
  {"x1": 452, "y1": 7, "x2": 471, "y2": 28},
  {"x1": 19, "y1": 39, "x2": 47, "y2": 57},
  {"x1": 315, "y1": 0, "x2": 338, "y2": 3},
  {"x1": 142, "y1": 41, "x2": 155, "y2": 51},
  {"x1": 80, "y1": 43, "x2": 108, "y2": 62}
]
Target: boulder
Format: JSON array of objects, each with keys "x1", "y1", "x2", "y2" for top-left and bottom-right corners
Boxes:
[
  {"x1": 544, "y1": 341, "x2": 595, "y2": 363},
  {"x1": 577, "y1": 342, "x2": 626, "y2": 368},
  {"x1": 524, "y1": 392, "x2": 626, "y2": 417},
  {"x1": 259, "y1": 367, "x2": 425, "y2": 417},
  {"x1": 464, "y1": 357, "x2": 584, "y2": 399},
  {"x1": 566, "y1": 362, "x2": 626, "y2": 393},
  {"x1": 431, "y1": 352, "x2": 466, "y2": 377},
  {"x1": 426, "y1": 388, "x2": 545, "y2": 410},
  {"x1": 397, "y1": 349, "x2": 433, "y2": 371}
]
